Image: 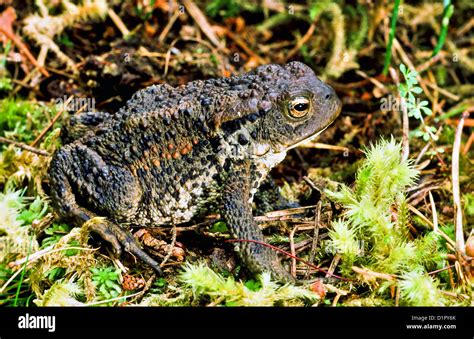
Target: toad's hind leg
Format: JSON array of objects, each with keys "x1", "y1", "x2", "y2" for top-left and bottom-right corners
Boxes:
[{"x1": 48, "y1": 144, "x2": 162, "y2": 274}]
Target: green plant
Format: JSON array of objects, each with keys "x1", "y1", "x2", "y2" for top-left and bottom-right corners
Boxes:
[
  {"x1": 0, "y1": 190, "x2": 40, "y2": 262},
  {"x1": 399, "y1": 64, "x2": 432, "y2": 120},
  {"x1": 399, "y1": 270, "x2": 443, "y2": 306},
  {"x1": 399, "y1": 63, "x2": 435, "y2": 141},
  {"x1": 326, "y1": 139, "x2": 450, "y2": 305},
  {"x1": 206, "y1": 0, "x2": 242, "y2": 18},
  {"x1": 34, "y1": 280, "x2": 84, "y2": 306},
  {"x1": 209, "y1": 221, "x2": 228, "y2": 233},
  {"x1": 0, "y1": 41, "x2": 12, "y2": 92},
  {"x1": 178, "y1": 262, "x2": 318, "y2": 306},
  {"x1": 0, "y1": 99, "x2": 56, "y2": 143},
  {"x1": 17, "y1": 196, "x2": 48, "y2": 225},
  {"x1": 432, "y1": 1, "x2": 454, "y2": 57},
  {"x1": 0, "y1": 262, "x2": 35, "y2": 307},
  {"x1": 57, "y1": 33, "x2": 74, "y2": 48},
  {"x1": 91, "y1": 266, "x2": 122, "y2": 301},
  {"x1": 382, "y1": 0, "x2": 401, "y2": 74},
  {"x1": 410, "y1": 125, "x2": 437, "y2": 141},
  {"x1": 135, "y1": 0, "x2": 156, "y2": 21},
  {"x1": 41, "y1": 223, "x2": 73, "y2": 249}
]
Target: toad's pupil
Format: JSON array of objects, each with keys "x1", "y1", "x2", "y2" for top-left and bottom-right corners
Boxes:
[{"x1": 294, "y1": 103, "x2": 308, "y2": 111}]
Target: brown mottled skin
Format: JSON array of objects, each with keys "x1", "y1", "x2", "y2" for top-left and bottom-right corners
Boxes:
[{"x1": 48, "y1": 62, "x2": 341, "y2": 282}]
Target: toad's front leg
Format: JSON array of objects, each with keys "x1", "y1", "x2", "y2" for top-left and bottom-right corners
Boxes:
[{"x1": 222, "y1": 161, "x2": 294, "y2": 283}]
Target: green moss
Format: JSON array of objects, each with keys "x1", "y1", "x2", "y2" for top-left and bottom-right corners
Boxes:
[
  {"x1": 175, "y1": 262, "x2": 319, "y2": 306},
  {"x1": 326, "y1": 138, "x2": 453, "y2": 305},
  {"x1": 0, "y1": 99, "x2": 56, "y2": 143}
]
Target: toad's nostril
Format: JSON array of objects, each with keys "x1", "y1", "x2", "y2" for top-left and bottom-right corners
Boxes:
[{"x1": 325, "y1": 93, "x2": 331, "y2": 100}]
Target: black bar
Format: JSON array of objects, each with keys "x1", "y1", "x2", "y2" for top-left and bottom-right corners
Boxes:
[{"x1": 0, "y1": 307, "x2": 472, "y2": 337}]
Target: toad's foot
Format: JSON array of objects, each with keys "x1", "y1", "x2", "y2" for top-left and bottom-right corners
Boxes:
[{"x1": 84, "y1": 217, "x2": 163, "y2": 275}]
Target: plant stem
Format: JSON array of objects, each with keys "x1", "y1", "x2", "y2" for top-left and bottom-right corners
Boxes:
[
  {"x1": 13, "y1": 235, "x2": 33, "y2": 307},
  {"x1": 432, "y1": 1, "x2": 454, "y2": 57},
  {"x1": 382, "y1": 0, "x2": 400, "y2": 75},
  {"x1": 452, "y1": 111, "x2": 467, "y2": 253},
  {"x1": 0, "y1": 137, "x2": 50, "y2": 156}
]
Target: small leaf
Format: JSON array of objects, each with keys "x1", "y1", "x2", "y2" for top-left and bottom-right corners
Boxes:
[
  {"x1": 420, "y1": 107, "x2": 433, "y2": 116},
  {"x1": 411, "y1": 86, "x2": 423, "y2": 94},
  {"x1": 399, "y1": 63, "x2": 407, "y2": 74}
]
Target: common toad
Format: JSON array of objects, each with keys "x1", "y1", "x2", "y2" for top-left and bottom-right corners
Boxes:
[{"x1": 48, "y1": 61, "x2": 341, "y2": 282}]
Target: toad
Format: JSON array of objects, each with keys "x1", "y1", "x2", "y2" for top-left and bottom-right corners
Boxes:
[{"x1": 48, "y1": 61, "x2": 341, "y2": 282}]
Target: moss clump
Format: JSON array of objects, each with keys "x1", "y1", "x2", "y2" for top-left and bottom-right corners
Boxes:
[
  {"x1": 326, "y1": 138, "x2": 452, "y2": 306},
  {"x1": 143, "y1": 262, "x2": 320, "y2": 306}
]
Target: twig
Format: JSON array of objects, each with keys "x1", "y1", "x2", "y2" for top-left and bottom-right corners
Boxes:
[
  {"x1": 416, "y1": 53, "x2": 442, "y2": 74},
  {"x1": 158, "y1": 9, "x2": 180, "y2": 42},
  {"x1": 298, "y1": 142, "x2": 352, "y2": 153},
  {"x1": 160, "y1": 221, "x2": 177, "y2": 267},
  {"x1": 132, "y1": 273, "x2": 156, "y2": 302},
  {"x1": 225, "y1": 239, "x2": 352, "y2": 281},
  {"x1": 428, "y1": 264, "x2": 456, "y2": 276},
  {"x1": 289, "y1": 225, "x2": 299, "y2": 278},
  {"x1": 1, "y1": 246, "x2": 97, "y2": 294},
  {"x1": 224, "y1": 30, "x2": 267, "y2": 65},
  {"x1": 452, "y1": 112, "x2": 468, "y2": 253},
  {"x1": 11, "y1": 246, "x2": 97, "y2": 267},
  {"x1": 414, "y1": 126, "x2": 443, "y2": 165},
  {"x1": 325, "y1": 254, "x2": 340, "y2": 278},
  {"x1": 182, "y1": 0, "x2": 226, "y2": 51},
  {"x1": 389, "y1": 66, "x2": 409, "y2": 161},
  {"x1": 107, "y1": 8, "x2": 130, "y2": 37},
  {"x1": 0, "y1": 136, "x2": 50, "y2": 156},
  {"x1": 258, "y1": 205, "x2": 319, "y2": 219},
  {"x1": 352, "y1": 266, "x2": 396, "y2": 281},
  {"x1": 421, "y1": 79, "x2": 460, "y2": 101},
  {"x1": 407, "y1": 204, "x2": 455, "y2": 248},
  {"x1": 0, "y1": 26, "x2": 49, "y2": 77},
  {"x1": 462, "y1": 131, "x2": 474, "y2": 155},
  {"x1": 428, "y1": 191, "x2": 438, "y2": 233},
  {"x1": 305, "y1": 202, "x2": 322, "y2": 278},
  {"x1": 355, "y1": 70, "x2": 386, "y2": 91},
  {"x1": 86, "y1": 290, "x2": 142, "y2": 306},
  {"x1": 286, "y1": 20, "x2": 316, "y2": 61}
]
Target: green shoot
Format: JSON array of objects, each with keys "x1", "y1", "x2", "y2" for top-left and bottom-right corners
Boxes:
[
  {"x1": 91, "y1": 267, "x2": 122, "y2": 301},
  {"x1": 382, "y1": 0, "x2": 401, "y2": 75},
  {"x1": 13, "y1": 235, "x2": 34, "y2": 307},
  {"x1": 432, "y1": 1, "x2": 454, "y2": 57},
  {"x1": 206, "y1": 0, "x2": 242, "y2": 19},
  {"x1": 399, "y1": 63, "x2": 435, "y2": 141}
]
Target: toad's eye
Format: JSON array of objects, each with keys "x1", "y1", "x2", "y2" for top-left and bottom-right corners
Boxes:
[{"x1": 288, "y1": 97, "x2": 311, "y2": 118}]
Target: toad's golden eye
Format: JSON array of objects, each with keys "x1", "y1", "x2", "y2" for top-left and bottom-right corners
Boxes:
[{"x1": 288, "y1": 97, "x2": 311, "y2": 118}]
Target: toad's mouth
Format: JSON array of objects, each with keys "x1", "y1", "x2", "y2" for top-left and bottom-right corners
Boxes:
[
  {"x1": 288, "y1": 128, "x2": 326, "y2": 150},
  {"x1": 285, "y1": 104, "x2": 342, "y2": 151},
  {"x1": 285, "y1": 124, "x2": 330, "y2": 151}
]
